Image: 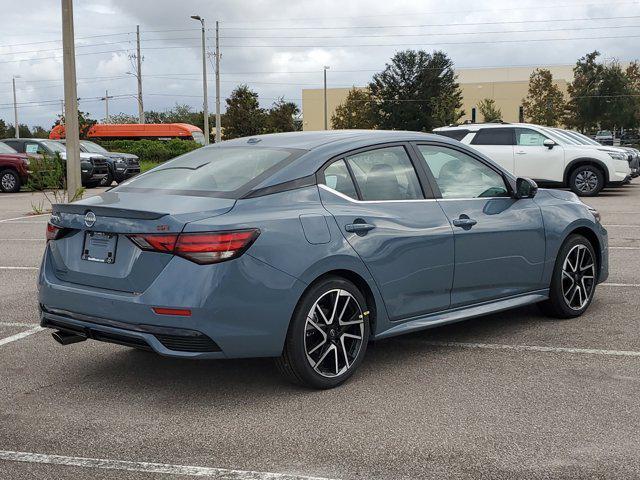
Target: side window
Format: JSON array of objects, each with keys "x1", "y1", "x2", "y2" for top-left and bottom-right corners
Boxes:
[
  {"x1": 4, "y1": 141, "x2": 22, "y2": 152},
  {"x1": 346, "y1": 146, "x2": 424, "y2": 201},
  {"x1": 322, "y1": 160, "x2": 358, "y2": 199},
  {"x1": 471, "y1": 128, "x2": 515, "y2": 146},
  {"x1": 435, "y1": 130, "x2": 469, "y2": 142},
  {"x1": 417, "y1": 145, "x2": 510, "y2": 199},
  {"x1": 516, "y1": 128, "x2": 547, "y2": 146},
  {"x1": 25, "y1": 143, "x2": 43, "y2": 154}
]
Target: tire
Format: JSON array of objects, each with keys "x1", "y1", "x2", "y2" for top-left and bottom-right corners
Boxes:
[
  {"x1": 276, "y1": 276, "x2": 371, "y2": 389},
  {"x1": 538, "y1": 234, "x2": 598, "y2": 319},
  {"x1": 0, "y1": 169, "x2": 21, "y2": 193},
  {"x1": 569, "y1": 165, "x2": 604, "y2": 197},
  {"x1": 100, "y1": 169, "x2": 114, "y2": 187}
]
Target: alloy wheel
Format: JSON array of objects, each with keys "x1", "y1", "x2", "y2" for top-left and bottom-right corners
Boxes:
[
  {"x1": 304, "y1": 289, "x2": 365, "y2": 378},
  {"x1": 574, "y1": 170, "x2": 599, "y2": 194},
  {"x1": 561, "y1": 244, "x2": 596, "y2": 310},
  {"x1": 1, "y1": 173, "x2": 16, "y2": 192}
]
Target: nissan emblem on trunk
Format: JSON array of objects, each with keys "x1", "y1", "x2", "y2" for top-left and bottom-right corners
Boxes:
[{"x1": 84, "y1": 211, "x2": 96, "y2": 228}]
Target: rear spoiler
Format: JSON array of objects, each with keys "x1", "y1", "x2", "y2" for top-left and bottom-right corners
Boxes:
[{"x1": 52, "y1": 203, "x2": 167, "y2": 220}]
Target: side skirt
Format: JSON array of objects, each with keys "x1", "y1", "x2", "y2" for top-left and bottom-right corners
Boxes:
[{"x1": 374, "y1": 289, "x2": 549, "y2": 340}]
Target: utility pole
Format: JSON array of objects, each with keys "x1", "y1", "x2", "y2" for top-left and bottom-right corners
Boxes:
[
  {"x1": 191, "y1": 15, "x2": 209, "y2": 144},
  {"x1": 136, "y1": 25, "x2": 144, "y2": 123},
  {"x1": 101, "y1": 90, "x2": 114, "y2": 123},
  {"x1": 215, "y1": 21, "x2": 221, "y2": 143},
  {"x1": 12, "y1": 76, "x2": 19, "y2": 138},
  {"x1": 323, "y1": 66, "x2": 330, "y2": 130},
  {"x1": 61, "y1": 0, "x2": 81, "y2": 200}
]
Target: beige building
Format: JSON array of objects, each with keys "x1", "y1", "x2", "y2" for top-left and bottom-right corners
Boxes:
[{"x1": 302, "y1": 65, "x2": 575, "y2": 131}]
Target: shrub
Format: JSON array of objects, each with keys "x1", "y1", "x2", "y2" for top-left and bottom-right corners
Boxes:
[
  {"x1": 95, "y1": 139, "x2": 201, "y2": 163},
  {"x1": 26, "y1": 154, "x2": 84, "y2": 212}
]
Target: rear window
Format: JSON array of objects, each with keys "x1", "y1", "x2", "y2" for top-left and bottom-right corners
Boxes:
[
  {"x1": 471, "y1": 128, "x2": 514, "y2": 146},
  {"x1": 0, "y1": 142, "x2": 17, "y2": 154},
  {"x1": 114, "y1": 146, "x2": 301, "y2": 198},
  {"x1": 435, "y1": 130, "x2": 469, "y2": 141}
]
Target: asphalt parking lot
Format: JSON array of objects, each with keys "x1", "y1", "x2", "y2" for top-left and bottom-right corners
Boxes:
[{"x1": 1, "y1": 185, "x2": 639, "y2": 480}]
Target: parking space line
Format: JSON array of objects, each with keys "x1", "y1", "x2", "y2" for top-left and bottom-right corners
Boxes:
[
  {"x1": 422, "y1": 341, "x2": 640, "y2": 358},
  {"x1": 0, "y1": 238, "x2": 44, "y2": 241},
  {"x1": 610, "y1": 247, "x2": 640, "y2": 250},
  {"x1": 0, "y1": 266, "x2": 39, "y2": 270},
  {"x1": 601, "y1": 283, "x2": 640, "y2": 287},
  {"x1": 0, "y1": 450, "x2": 338, "y2": 480},
  {"x1": 0, "y1": 214, "x2": 49, "y2": 223},
  {"x1": 0, "y1": 322, "x2": 38, "y2": 328},
  {"x1": 0, "y1": 327, "x2": 44, "y2": 347},
  {"x1": 603, "y1": 224, "x2": 640, "y2": 228}
]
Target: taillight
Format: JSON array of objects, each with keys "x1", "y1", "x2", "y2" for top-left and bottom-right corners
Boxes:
[
  {"x1": 128, "y1": 229, "x2": 260, "y2": 265},
  {"x1": 46, "y1": 222, "x2": 63, "y2": 242}
]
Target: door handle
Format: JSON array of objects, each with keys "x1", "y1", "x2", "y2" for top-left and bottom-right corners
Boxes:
[
  {"x1": 452, "y1": 217, "x2": 477, "y2": 228},
  {"x1": 345, "y1": 222, "x2": 376, "y2": 235},
  {"x1": 516, "y1": 150, "x2": 527, "y2": 155}
]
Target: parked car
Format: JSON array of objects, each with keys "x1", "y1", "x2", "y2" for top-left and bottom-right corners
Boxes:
[
  {"x1": 0, "y1": 141, "x2": 30, "y2": 193},
  {"x1": 620, "y1": 131, "x2": 640, "y2": 146},
  {"x1": 0, "y1": 138, "x2": 109, "y2": 188},
  {"x1": 39, "y1": 131, "x2": 608, "y2": 389},
  {"x1": 434, "y1": 123, "x2": 631, "y2": 196},
  {"x1": 59, "y1": 139, "x2": 141, "y2": 186},
  {"x1": 595, "y1": 130, "x2": 614, "y2": 146},
  {"x1": 555, "y1": 129, "x2": 639, "y2": 178}
]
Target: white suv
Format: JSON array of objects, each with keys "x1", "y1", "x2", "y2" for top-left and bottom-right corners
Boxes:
[{"x1": 434, "y1": 123, "x2": 631, "y2": 196}]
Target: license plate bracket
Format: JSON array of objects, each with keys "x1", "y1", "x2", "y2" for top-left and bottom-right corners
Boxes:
[{"x1": 82, "y1": 231, "x2": 117, "y2": 264}]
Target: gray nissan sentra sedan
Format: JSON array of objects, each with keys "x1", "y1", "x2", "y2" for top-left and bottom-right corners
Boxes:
[{"x1": 39, "y1": 130, "x2": 608, "y2": 389}]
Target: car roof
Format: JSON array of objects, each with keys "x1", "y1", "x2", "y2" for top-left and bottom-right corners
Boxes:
[
  {"x1": 436, "y1": 122, "x2": 570, "y2": 132},
  {"x1": 219, "y1": 129, "x2": 438, "y2": 150}
]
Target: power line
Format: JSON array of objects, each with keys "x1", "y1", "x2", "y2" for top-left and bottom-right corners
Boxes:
[{"x1": 218, "y1": 14, "x2": 640, "y2": 30}]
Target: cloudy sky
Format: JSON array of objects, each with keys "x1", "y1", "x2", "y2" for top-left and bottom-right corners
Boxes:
[{"x1": 1, "y1": 0, "x2": 638, "y2": 128}]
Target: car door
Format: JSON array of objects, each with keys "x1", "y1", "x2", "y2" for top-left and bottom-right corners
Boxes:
[
  {"x1": 469, "y1": 127, "x2": 516, "y2": 173},
  {"x1": 513, "y1": 128, "x2": 565, "y2": 182},
  {"x1": 318, "y1": 144, "x2": 454, "y2": 321},
  {"x1": 414, "y1": 142, "x2": 546, "y2": 308}
]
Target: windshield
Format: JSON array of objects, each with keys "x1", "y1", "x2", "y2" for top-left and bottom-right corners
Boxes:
[
  {"x1": 42, "y1": 140, "x2": 66, "y2": 153},
  {"x1": 540, "y1": 128, "x2": 577, "y2": 146},
  {"x1": 80, "y1": 140, "x2": 109, "y2": 154},
  {"x1": 0, "y1": 142, "x2": 17, "y2": 154},
  {"x1": 560, "y1": 130, "x2": 600, "y2": 146},
  {"x1": 114, "y1": 146, "x2": 302, "y2": 198},
  {"x1": 597, "y1": 131, "x2": 612, "y2": 136}
]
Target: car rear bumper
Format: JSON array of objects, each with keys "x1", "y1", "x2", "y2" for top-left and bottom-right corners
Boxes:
[{"x1": 37, "y1": 246, "x2": 306, "y2": 359}]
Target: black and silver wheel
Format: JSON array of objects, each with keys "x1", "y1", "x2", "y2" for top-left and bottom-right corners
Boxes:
[
  {"x1": 0, "y1": 169, "x2": 20, "y2": 193},
  {"x1": 277, "y1": 276, "x2": 370, "y2": 389},
  {"x1": 539, "y1": 234, "x2": 597, "y2": 318},
  {"x1": 569, "y1": 165, "x2": 604, "y2": 197}
]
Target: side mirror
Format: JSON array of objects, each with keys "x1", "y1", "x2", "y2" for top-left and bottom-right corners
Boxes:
[
  {"x1": 543, "y1": 139, "x2": 556, "y2": 149},
  {"x1": 515, "y1": 177, "x2": 538, "y2": 199}
]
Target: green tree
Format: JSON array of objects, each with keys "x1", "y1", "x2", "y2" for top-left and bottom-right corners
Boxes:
[
  {"x1": 7, "y1": 124, "x2": 32, "y2": 138},
  {"x1": 223, "y1": 85, "x2": 266, "y2": 139},
  {"x1": 599, "y1": 61, "x2": 638, "y2": 130},
  {"x1": 265, "y1": 97, "x2": 300, "y2": 133},
  {"x1": 626, "y1": 62, "x2": 640, "y2": 127},
  {"x1": 369, "y1": 50, "x2": 464, "y2": 131},
  {"x1": 565, "y1": 51, "x2": 605, "y2": 132},
  {"x1": 522, "y1": 69, "x2": 566, "y2": 126},
  {"x1": 0, "y1": 119, "x2": 7, "y2": 138},
  {"x1": 477, "y1": 98, "x2": 503, "y2": 122},
  {"x1": 107, "y1": 112, "x2": 138, "y2": 124},
  {"x1": 331, "y1": 88, "x2": 377, "y2": 129},
  {"x1": 31, "y1": 126, "x2": 50, "y2": 138}
]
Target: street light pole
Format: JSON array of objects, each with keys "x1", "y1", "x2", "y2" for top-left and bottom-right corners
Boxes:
[
  {"x1": 215, "y1": 21, "x2": 221, "y2": 143},
  {"x1": 191, "y1": 15, "x2": 210, "y2": 145},
  {"x1": 323, "y1": 66, "x2": 330, "y2": 130},
  {"x1": 61, "y1": 0, "x2": 82, "y2": 199},
  {"x1": 12, "y1": 76, "x2": 19, "y2": 138}
]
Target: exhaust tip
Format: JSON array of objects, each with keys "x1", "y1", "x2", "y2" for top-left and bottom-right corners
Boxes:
[{"x1": 52, "y1": 330, "x2": 86, "y2": 346}]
